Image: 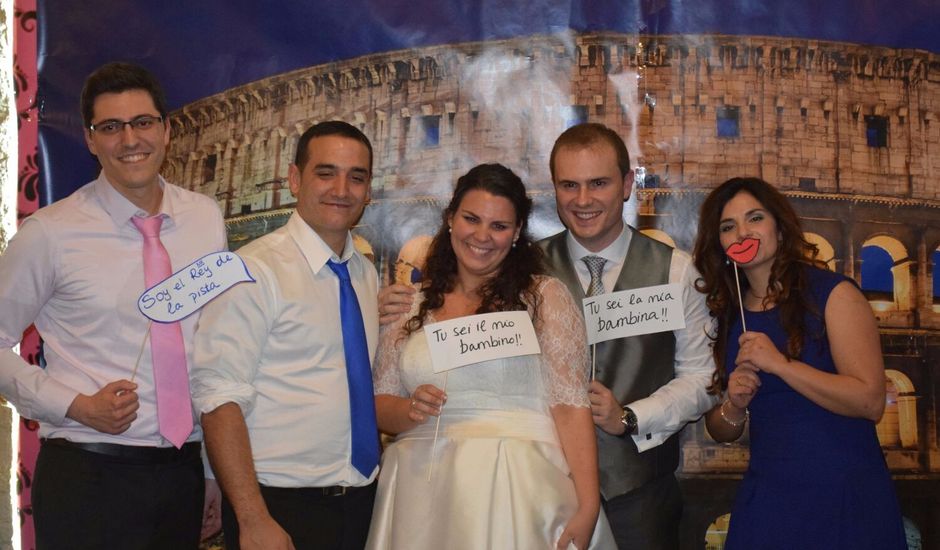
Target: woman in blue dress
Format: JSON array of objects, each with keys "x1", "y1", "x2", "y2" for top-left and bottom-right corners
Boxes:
[{"x1": 692, "y1": 177, "x2": 906, "y2": 550}]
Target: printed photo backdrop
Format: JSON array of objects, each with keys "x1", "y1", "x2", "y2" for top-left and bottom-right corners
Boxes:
[
  {"x1": 26, "y1": 1, "x2": 940, "y2": 548},
  {"x1": 13, "y1": 0, "x2": 40, "y2": 548}
]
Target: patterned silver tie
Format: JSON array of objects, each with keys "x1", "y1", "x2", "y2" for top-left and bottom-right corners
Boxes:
[{"x1": 582, "y1": 255, "x2": 607, "y2": 296}]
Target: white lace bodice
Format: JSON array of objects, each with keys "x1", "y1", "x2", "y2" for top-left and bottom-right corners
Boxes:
[{"x1": 373, "y1": 276, "x2": 590, "y2": 411}]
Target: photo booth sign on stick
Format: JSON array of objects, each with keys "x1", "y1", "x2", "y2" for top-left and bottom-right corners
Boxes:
[
  {"x1": 423, "y1": 311, "x2": 541, "y2": 373},
  {"x1": 725, "y1": 237, "x2": 761, "y2": 332},
  {"x1": 582, "y1": 283, "x2": 686, "y2": 345},
  {"x1": 137, "y1": 251, "x2": 255, "y2": 323},
  {"x1": 726, "y1": 238, "x2": 760, "y2": 265},
  {"x1": 131, "y1": 252, "x2": 255, "y2": 381},
  {"x1": 422, "y1": 310, "x2": 540, "y2": 481}
]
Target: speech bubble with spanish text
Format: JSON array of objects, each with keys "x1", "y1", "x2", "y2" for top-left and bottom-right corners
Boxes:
[
  {"x1": 137, "y1": 251, "x2": 255, "y2": 323},
  {"x1": 582, "y1": 283, "x2": 685, "y2": 345},
  {"x1": 424, "y1": 311, "x2": 541, "y2": 373}
]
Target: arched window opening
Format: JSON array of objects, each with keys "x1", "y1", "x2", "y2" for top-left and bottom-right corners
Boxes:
[
  {"x1": 932, "y1": 248, "x2": 940, "y2": 308},
  {"x1": 860, "y1": 236, "x2": 912, "y2": 312},
  {"x1": 803, "y1": 232, "x2": 835, "y2": 271},
  {"x1": 860, "y1": 245, "x2": 894, "y2": 303}
]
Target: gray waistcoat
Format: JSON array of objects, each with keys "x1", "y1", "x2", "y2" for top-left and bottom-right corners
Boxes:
[{"x1": 539, "y1": 228, "x2": 678, "y2": 499}]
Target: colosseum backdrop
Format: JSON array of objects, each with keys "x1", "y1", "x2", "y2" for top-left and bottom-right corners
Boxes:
[{"x1": 155, "y1": 32, "x2": 939, "y2": 547}]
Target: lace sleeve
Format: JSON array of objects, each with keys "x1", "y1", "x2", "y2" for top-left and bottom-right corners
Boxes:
[
  {"x1": 372, "y1": 298, "x2": 418, "y2": 397},
  {"x1": 534, "y1": 276, "x2": 590, "y2": 407}
]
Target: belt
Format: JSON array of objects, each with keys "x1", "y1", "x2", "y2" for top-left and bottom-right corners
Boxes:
[
  {"x1": 260, "y1": 482, "x2": 375, "y2": 498},
  {"x1": 320, "y1": 485, "x2": 355, "y2": 497},
  {"x1": 41, "y1": 438, "x2": 200, "y2": 464}
]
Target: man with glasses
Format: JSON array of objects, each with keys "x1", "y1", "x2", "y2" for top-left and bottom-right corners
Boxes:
[{"x1": 0, "y1": 62, "x2": 225, "y2": 549}]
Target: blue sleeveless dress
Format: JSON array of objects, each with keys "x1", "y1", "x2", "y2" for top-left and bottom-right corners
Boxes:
[{"x1": 724, "y1": 266, "x2": 906, "y2": 550}]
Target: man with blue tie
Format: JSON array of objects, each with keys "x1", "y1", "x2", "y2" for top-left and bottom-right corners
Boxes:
[{"x1": 192, "y1": 121, "x2": 380, "y2": 550}]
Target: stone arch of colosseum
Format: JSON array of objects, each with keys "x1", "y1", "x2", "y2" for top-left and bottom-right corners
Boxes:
[
  {"x1": 929, "y1": 242, "x2": 940, "y2": 312},
  {"x1": 804, "y1": 231, "x2": 836, "y2": 270},
  {"x1": 861, "y1": 234, "x2": 913, "y2": 311},
  {"x1": 877, "y1": 368, "x2": 919, "y2": 449}
]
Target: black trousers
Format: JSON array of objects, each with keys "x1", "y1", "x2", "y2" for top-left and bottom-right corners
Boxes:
[
  {"x1": 603, "y1": 473, "x2": 683, "y2": 550},
  {"x1": 32, "y1": 439, "x2": 205, "y2": 550},
  {"x1": 221, "y1": 482, "x2": 376, "y2": 550}
]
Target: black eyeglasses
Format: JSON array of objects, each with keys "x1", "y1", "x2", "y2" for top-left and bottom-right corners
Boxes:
[{"x1": 88, "y1": 115, "x2": 164, "y2": 136}]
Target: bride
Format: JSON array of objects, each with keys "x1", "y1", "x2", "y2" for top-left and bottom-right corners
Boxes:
[{"x1": 365, "y1": 163, "x2": 615, "y2": 549}]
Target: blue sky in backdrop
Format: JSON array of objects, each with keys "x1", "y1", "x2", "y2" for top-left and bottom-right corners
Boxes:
[{"x1": 35, "y1": 0, "x2": 940, "y2": 201}]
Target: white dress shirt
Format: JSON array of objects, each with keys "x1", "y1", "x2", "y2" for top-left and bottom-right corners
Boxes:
[
  {"x1": 0, "y1": 174, "x2": 226, "y2": 446},
  {"x1": 566, "y1": 223, "x2": 717, "y2": 453},
  {"x1": 191, "y1": 211, "x2": 379, "y2": 488}
]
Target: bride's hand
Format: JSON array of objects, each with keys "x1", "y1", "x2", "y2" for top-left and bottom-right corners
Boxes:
[
  {"x1": 556, "y1": 508, "x2": 596, "y2": 550},
  {"x1": 407, "y1": 384, "x2": 447, "y2": 424}
]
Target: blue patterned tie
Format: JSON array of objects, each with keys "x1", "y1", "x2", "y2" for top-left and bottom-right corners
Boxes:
[{"x1": 326, "y1": 259, "x2": 379, "y2": 478}]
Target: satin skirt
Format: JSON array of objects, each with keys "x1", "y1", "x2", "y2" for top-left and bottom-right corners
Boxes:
[{"x1": 365, "y1": 408, "x2": 616, "y2": 550}]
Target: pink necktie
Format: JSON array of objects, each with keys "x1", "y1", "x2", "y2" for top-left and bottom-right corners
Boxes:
[{"x1": 132, "y1": 215, "x2": 193, "y2": 448}]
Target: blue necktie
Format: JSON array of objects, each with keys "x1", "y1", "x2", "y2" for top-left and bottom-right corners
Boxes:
[{"x1": 326, "y1": 259, "x2": 380, "y2": 478}]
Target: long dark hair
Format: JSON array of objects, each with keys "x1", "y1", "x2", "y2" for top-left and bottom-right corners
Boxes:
[
  {"x1": 404, "y1": 163, "x2": 544, "y2": 335},
  {"x1": 692, "y1": 177, "x2": 824, "y2": 394}
]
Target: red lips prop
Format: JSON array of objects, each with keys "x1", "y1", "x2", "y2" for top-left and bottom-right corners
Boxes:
[{"x1": 725, "y1": 238, "x2": 760, "y2": 264}]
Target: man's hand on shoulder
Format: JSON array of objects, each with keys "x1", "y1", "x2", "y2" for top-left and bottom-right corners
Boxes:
[
  {"x1": 65, "y1": 380, "x2": 139, "y2": 434},
  {"x1": 378, "y1": 283, "x2": 416, "y2": 325},
  {"x1": 588, "y1": 380, "x2": 626, "y2": 436}
]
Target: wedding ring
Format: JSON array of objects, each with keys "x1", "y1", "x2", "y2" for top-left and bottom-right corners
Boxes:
[{"x1": 410, "y1": 397, "x2": 417, "y2": 409}]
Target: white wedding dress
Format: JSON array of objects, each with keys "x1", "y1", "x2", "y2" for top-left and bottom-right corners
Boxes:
[{"x1": 366, "y1": 276, "x2": 616, "y2": 550}]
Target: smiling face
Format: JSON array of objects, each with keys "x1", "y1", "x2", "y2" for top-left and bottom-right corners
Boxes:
[
  {"x1": 552, "y1": 142, "x2": 632, "y2": 252},
  {"x1": 289, "y1": 135, "x2": 372, "y2": 255},
  {"x1": 449, "y1": 189, "x2": 520, "y2": 285},
  {"x1": 84, "y1": 89, "x2": 169, "y2": 198},
  {"x1": 718, "y1": 191, "x2": 780, "y2": 270}
]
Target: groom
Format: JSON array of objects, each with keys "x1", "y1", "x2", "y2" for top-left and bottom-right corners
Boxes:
[{"x1": 536, "y1": 123, "x2": 714, "y2": 549}]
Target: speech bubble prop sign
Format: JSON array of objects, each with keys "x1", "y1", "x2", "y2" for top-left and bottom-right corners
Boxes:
[
  {"x1": 424, "y1": 311, "x2": 541, "y2": 373},
  {"x1": 582, "y1": 283, "x2": 686, "y2": 345},
  {"x1": 138, "y1": 252, "x2": 255, "y2": 323}
]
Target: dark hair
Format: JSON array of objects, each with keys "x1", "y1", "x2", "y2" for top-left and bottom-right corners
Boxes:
[
  {"x1": 405, "y1": 163, "x2": 544, "y2": 335},
  {"x1": 692, "y1": 177, "x2": 824, "y2": 394},
  {"x1": 80, "y1": 62, "x2": 168, "y2": 128},
  {"x1": 294, "y1": 120, "x2": 373, "y2": 173},
  {"x1": 549, "y1": 123, "x2": 631, "y2": 181}
]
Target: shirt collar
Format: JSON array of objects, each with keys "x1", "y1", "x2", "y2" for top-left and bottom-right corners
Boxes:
[
  {"x1": 285, "y1": 211, "x2": 360, "y2": 275},
  {"x1": 565, "y1": 222, "x2": 631, "y2": 264},
  {"x1": 93, "y1": 172, "x2": 175, "y2": 228}
]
